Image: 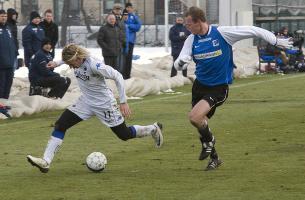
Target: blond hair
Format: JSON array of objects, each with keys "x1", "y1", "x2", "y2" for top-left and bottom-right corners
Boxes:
[{"x1": 62, "y1": 44, "x2": 89, "y2": 64}]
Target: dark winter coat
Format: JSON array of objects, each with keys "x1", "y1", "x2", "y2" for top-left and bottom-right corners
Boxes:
[
  {"x1": 7, "y1": 8, "x2": 19, "y2": 52},
  {"x1": 97, "y1": 23, "x2": 124, "y2": 57},
  {"x1": 6, "y1": 19, "x2": 18, "y2": 51},
  {"x1": 0, "y1": 23, "x2": 17, "y2": 69},
  {"x1": 169, "y1": 23, "x2": 190, "y2": 56},
  {"x1": 40, "y1": 20, "x2": 59, "y2": 48},
  {"x1": 29, "y1": 49, "x2": 59, "y2": 84},
  {"x1": 22, "y1": 23, "x2": 45, "y2": 67}
]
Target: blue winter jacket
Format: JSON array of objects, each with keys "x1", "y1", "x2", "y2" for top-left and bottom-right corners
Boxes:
[
  {"x1": 29, "y1": 49, "x2": 59, "y2": 84},
  {"x1": 169, "y1": 23, "x2": 190, "y2": 57},
  {"x1": 0, "y1": 23, "x2": 17, "y2": 69},
  {"x1": 125, "y1": 13, "x2": 141, "y2": 44},
  {"x1": 22, "y1": 23, "x2": 45, "y2": 67}
]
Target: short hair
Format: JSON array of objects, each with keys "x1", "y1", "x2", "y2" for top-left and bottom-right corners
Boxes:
[
  {"x1": 0, "y1": 9, "x2": 6, "y2": 15},
  {"x1": 62, "y1": 44, "x2": 89, "y2": 65},
  {"x1": 184, "y1": 6, "x2": 206, "y2": 23},
  {"x1": 44, "y1": 9, "x2": 52, "y2": 15}
]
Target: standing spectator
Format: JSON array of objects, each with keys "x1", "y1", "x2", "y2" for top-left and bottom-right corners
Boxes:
[
  {"x1": 97, "y1": 14, "x2": 124, "y2": 70},
  {"x1": 112, "y1": 3, "x2": 126, "y2": 74},
  {"x1": 6, "y1": 8, "x2": 19, "y2": 70},
  {"x1": 123, "y1": 2, "x2": 142, "y2": 79},
  {"x1": 169, "y1": 16, "x2": 190, "y2": 77},
  {"x1": 122, "y1": 9, "x2": 130, "y2": 55},
  {"x1": 40, "y1": 9, "x2": 58, "y2": 59},
  {"x1": 0, "y1": 9, "x2": 17, "y2": 99},
  {"x1": 22, "y1": 11, "x2": 45, "y2": 68},
  {"x1": 278, "y1": 27, "x2": 293, "y2": 38},
  {"x1": 29, "y1": 38, "x2": 70, "y2": 99}
]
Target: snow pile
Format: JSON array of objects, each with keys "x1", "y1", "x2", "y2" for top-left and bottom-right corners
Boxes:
[{"x1": 0, "y1": 47, "x2": 259, "y2": 119}]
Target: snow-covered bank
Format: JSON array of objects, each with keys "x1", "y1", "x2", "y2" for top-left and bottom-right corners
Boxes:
[{"x1": 0, "y1": 47, "x2": 259, "y2": 119}]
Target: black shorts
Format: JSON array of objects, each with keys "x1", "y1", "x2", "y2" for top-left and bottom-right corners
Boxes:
[{"x1": 192, "y1": 79, "x2": 229, "y2": 119}]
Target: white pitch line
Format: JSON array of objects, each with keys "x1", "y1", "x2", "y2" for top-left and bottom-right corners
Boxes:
[{"x1": 1, "y1": 74, "x2": 304, "y2": 126}]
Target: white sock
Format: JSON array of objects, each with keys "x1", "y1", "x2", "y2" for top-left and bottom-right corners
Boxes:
[
  {"x1": 43, "y1": 136, "x2": 63, "y2": 164},
  {"x1": 133, "y1": 125, "x2": 156, "y2": 138}
]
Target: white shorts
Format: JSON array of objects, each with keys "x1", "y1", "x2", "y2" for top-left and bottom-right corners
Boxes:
[{"x1": 68, "y1": 99, "x2": 124, "y2": 127}]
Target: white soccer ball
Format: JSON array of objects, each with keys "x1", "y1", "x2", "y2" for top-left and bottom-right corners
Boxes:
[{"x1": 86, "y1": 152, "x2": 107, "y2": 172}]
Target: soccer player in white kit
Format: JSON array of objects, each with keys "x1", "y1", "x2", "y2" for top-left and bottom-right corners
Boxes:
[{"x1": 27, "y1": 44, "x2": 163, "y2": 173}]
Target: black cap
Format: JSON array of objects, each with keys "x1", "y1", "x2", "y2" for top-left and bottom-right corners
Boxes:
[
  {"x1": 0, "y1": 9, "x2": 6, "y2": 15},
  {"x1": 30, "y1": 11, "x2": 41, "y2": 21},
  {"x1": 7, "y1": 8, "x2": 18, "y2": 20},
  {"x1": 7, "y1": 8, "x2": 17, "y2": 15},
  {"x1": 125, "y1": 2, "x2": 133, "y2": 8},
  {"x1": 122, "y1": 9, "x2": 128, "y2": 15},
  {"x1": 41, "y1": 38, "x2": 52, "y2": 47}
]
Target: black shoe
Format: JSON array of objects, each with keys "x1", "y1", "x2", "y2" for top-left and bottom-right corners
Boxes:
[
  {"x1": 205, "y1": 158, "x2": 222, "y2": 171},
  {"x1": 198, "y1": 136, "x2": 215, "y2": 160}
]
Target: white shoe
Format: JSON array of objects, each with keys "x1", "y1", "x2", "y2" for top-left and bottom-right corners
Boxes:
[
  {"x1": 152, "y1": 122, "x2": 163, "y2": 148},
  {"x1": 27, "y1": 155, "x2": 50, "y2": 173}
]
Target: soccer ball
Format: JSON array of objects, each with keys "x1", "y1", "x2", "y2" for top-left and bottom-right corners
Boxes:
[{"x1": 86, "y1": 152, "x2": 107, "y2": 172}]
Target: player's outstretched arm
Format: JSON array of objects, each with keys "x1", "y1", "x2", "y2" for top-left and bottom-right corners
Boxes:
[{"x1": 218, "y1": 26, "x2": 293, "y2": 49}]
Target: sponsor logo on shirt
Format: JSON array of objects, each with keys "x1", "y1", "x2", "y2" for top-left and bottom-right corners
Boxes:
[
  {"x1": 75, "y1": 70, "x2": 90, "y2": 81},
  {"x1": 198, "y1": 37, "x2": 212, "y2": 43},
  {"x1": 194, "y1": 49, "x2": 222, "y2": 60}
]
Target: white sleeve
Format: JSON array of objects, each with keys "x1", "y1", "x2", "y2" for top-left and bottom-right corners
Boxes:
[
  {"x1": 92, "y1": 63, "x2": 127, "y2": 104},
  {"x1": 55, "y1": 60, "x2": 65, "y2": 66},
  {"x1": 174, "y1": 34, "x2": 194, "y2": 68},
  {"x1": 217, "y1": 26, "x2": 277, "y2": 46}
]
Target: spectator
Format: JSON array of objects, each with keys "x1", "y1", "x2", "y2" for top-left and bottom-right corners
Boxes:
[
  {"x1": 112, "y1": 3, "x2": 126, "y2": 74},
  {"x1": 0, "y1": 9, "x2": 17, "y2": 99},
  {"x1": 29, "y1": 38, "x2": 70, "y2": 99},
  {"x1": 278, "y1": 27, "x2": 293, "y2": 38},
  {"x1": 97, "y1": 14, "x2": 124, "y2": 70},
  {"x1": 22, "y1": 11, "x2": 45, "y2": 68},
  {"x1": 6, "y1": 8, "x2": 19, "y2": 70},
  {"x1": 40, "y1": 9, "x2": 58, "y2": 59},
  {"x1": 122, "y1": 9, "x2": 130, "y2": 55},
  {"x1": 169, "y1": 16, "x2": 190, "y2": 77},
  {"x1": 123, "y1": 2, "x2": 142, "y2": 79}
]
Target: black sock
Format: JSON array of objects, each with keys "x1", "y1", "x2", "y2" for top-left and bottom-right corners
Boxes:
[
  {"x1": 210, "y1": 147, "x2": 218, "y2": 159},
  {"x1": 198, "y1": 124, "x2": 213, "y2": 143}
]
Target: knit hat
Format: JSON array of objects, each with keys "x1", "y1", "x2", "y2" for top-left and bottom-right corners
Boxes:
[
  {"x1": 113, "y1": 3, "x2": 122, "y2": 9},
  {"x1": 7, "y1": 8, "x2": 18, "y2": 20},
  {"x1": 122, "y1": 9, "x2": 128, "y2": 15},
  {"x1": 30, "y1": 11, "x2": 41, "y2": 21},
  {"x1": 125, "y1": 2, "x2": 133, "y2": 8},
  {"x1": 41, "y1": 38, "x2": 52, "y2": 47}
]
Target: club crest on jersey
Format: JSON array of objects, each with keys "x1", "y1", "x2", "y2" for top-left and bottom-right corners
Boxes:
[
  {"x1": 75, "y1": 70, "x2": 89, "y2": 81},
  {"x1": 212, "y1": 39, "x2": 219, "y2": 47},
  {"x1": 96, "y1": 63, "x2": 102, "y2": 70}
]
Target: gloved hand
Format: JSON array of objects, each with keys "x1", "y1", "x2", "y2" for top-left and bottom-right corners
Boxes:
[
  {"x1": 174, "y1": 55, "x2": 192, "y2": 71},
  {"x1": 275, "y1": 37, "x2": 294, "y2": 49}
]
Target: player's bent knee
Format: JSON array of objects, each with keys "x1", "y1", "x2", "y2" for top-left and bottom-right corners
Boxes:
[
  {"x1": 54, "y1": 121, "x2": 68, "y2": 132},
  {"x1": 188, "y1": 113, "x2": 201, "y2": 127},
  {"x1": 111, "y1": 123, "x2": 134, "y2": 141}
]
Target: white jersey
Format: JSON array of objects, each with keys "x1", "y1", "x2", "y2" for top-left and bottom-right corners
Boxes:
[{"x1": 73, "y1": 56, "x2": 126, "y2": 108}]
